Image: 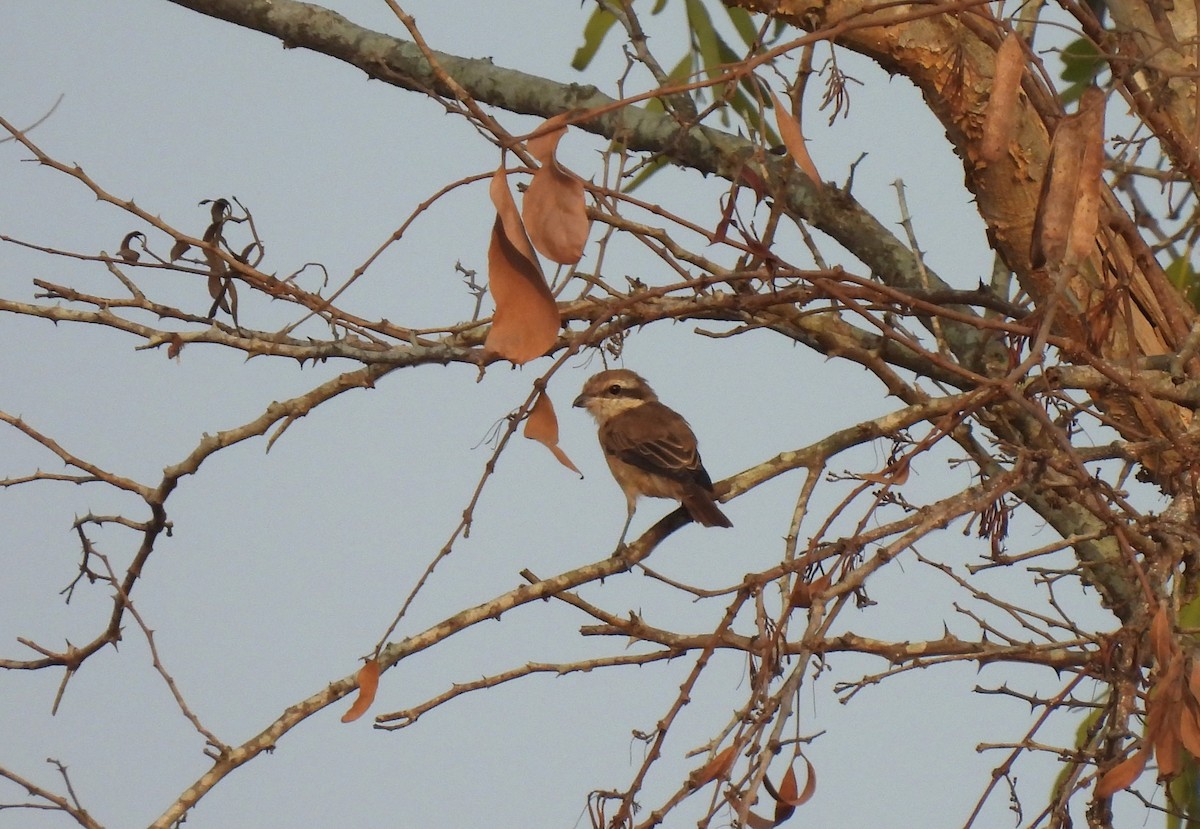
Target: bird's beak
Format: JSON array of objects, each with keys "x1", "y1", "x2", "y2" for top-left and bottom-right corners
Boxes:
[{"x1": 572, "y1": 393, "x2": 587, "y2": 408}]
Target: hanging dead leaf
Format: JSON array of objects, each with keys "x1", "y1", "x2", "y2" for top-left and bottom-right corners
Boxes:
[
  {"x1": 724, "y1": 792, "x2": 776, "y2": 829},
  {"x1": 169, "y1": 238, "x2": 191, "y2": 262},
  {"x1": 484, "y1": 167, "x2": 561, "y2": 364},
  {"x1": 201, "y1": 197, "x2": 231, "y2": 226},
  {"x1": 689, "y1": 745, "x2": 737, "y2": 789},
  {"x1": 206, "y1": 271, "x2": 237, "y2": 320},
  {"x1": 1151, "y1": 603, "x2": 1175, "y2": 663},
  {"x1": 980, "y1": 34, "x2": 1024, "y2": 163},
  {"x1": 1065, "y1": 86, "x2": 1105, "y2": 268},
  {"x1": 761, "y1": 753, "x2": 816, "y2": 824},
  {"x1": 775, "y1": 754, "x2": 816, "y2": 806},
  {"x1": 340, "y1": 659, "x2": 381, "y2": 723},
  {"x1": 1030, "y1": 86, "x2": 1105, "y2": 270},
  {"x1": 523, "y1": 114, "x2": 590, "y2": 265},
  {"x1": 737, "y1": 163, "x2": 768, "y2": 202},
  {"x1": 1179, "y1": 695, "x2": 1200, "y2": 758},
  {"x1": 789, "y1": 571, "x2": 832, "y2": 609},
  {"x1": 1149, "y1": 653, "x2": 1186, "y2": 778},
  {"x1": 167, "y1": 333, "x2": 185, "y2": 361},
  {"x1": 1095, "y1": 746, "x2": 1148, "y2": 797},
  {"x1": 524, "y1": 390, "x2": 582, "y2": 475},
  {"x1": 768, "y1": 89, "x2": 822, "y2": 189},
  {"x1": 117, "y1": 231, "x2": 144, "y2": 263}
]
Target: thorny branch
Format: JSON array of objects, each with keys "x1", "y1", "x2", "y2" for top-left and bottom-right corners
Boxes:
[{"x1": 5, "y1": 0, "x2": 1200, "y2": 827}]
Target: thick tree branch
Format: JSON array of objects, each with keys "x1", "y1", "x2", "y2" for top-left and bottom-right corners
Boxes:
[{"x1": 162, "y1": 0, "x2": 998, "y2": 367}]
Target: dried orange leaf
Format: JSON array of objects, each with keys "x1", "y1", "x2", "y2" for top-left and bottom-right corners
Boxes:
[
  {"x1": 1031, "y1": 115, "x2": 1084, "y2": 269},
  {"x1": 523, "y1": 116, "x2": 590, "y2": 265},
  {"x1": 341, "y1": 659, "x2": 381, "y2": 723},
  {"x1": 1153, "y1": 697, "x2": 1183, "y2": 779},
  {"x1": 1031, "y1": 86, "x2": 1105, "y2": 270},
  {"x1": 1152, "y1": 603, "x2": 1174, "y2": 663},
  {"x1": 524, "y1": 391, "x2": 582, "y2": 475},
  {"x1": 980, "y1": 34, "x2": 1024, "y2": 163},
  {"x1": 742, "y1": 810, "x2": 776, "y2": 829},
  {"x1": 789, "y1": 572, "x2": 832, "y2": 609},
  {"x1": 778, "y1": 754, "x2": 816, "y2": 806},
  {"x1": 485, "y1": 167, "x2": 560, "y2": 364},
  {"x1": 526, "y1": 112, "x2": 572, "y2": 162},
  {"x1": 1065, "y1": 86, "x2": 1105, "y2": 268},
  {"x1": 689, "y1": 745, "x2": 737, "y2": 789},
  {"x1": 724, "y1": 791, "x2": 776, "y2": 829},
  {"x1": 859, "y1": 455, "x2": 911, "y2": 485},
  {"x1": 761, "y1": 753, "x2": 815, "y2": 825},
  {"x1": 1095, "y1": 747, "x2": 1148, "y2": 797},
  {"x1": 1179, "y1": 697, "x2": 1200, "y2": 759},
  {"x1": 769, "y1": 90, "x2": 822, "y2": 189}
]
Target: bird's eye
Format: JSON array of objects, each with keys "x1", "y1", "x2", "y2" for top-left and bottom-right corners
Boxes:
[{"x1": 607, "y1": 384, "x2": 622, "y2": 395}]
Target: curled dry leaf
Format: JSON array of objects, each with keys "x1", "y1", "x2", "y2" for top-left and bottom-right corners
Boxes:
[
  {"x1": 1178, "y1": 694, "x2": 1200, "y2": 758},
  {"x1": 768, "y1": 89, "x2": 822, "y2": 189},
  {"x1": 523, "y1": 114, "x2": 590, "y2": 265},
  {"x1": 980, "y1": 33, "x2": 1024, "y2": 163},
  {"x1": 1030, "y1": 86, "x2": 1105, "y2": 270},
  {"x1": 768, "y1": 753, "x2": 816, "y2": 824},
  {"x1": 725, "y1": 792, "x2": 777, "y2": 829},
  {"x1": 1095, "y1": 746, "x2": 1149, "y2": 797},
  {"x1": 169, "y1": 238, "x2": 191, "y2": 262},
  {"x1": 117, "y1": 231, "x2": 144, "y2": 263},
  {"x1": 778, "y1": 755, "x2": 814, "y2": 804},
  {"x1": 340, "y1": 659, "x2": 381, "y2": 723},
  {"x1": 1065, "y1": 86, "x2": 1105, "y2": 268},
  {"x1": 523, "y1": 391, "x2": 582, "y2": 475},
  {"x1": 788, "y1": 571, "x2": 832, "y2": 609},
  {"x1": 689, "y1": 744, "x2": 737, "y2": 789},
  {"x1": 206, "y1": 272, "x2": 236, "y2": 319},
  {"x1": 1151, "y1": 603, "x2": 1175, "y2": 663},
  {"x1": 1148, "y1": 652, "x2": 1186, "y2": 778},
  {"x1": 484, "y1": 167, "x2": 561, "y2": 364}
]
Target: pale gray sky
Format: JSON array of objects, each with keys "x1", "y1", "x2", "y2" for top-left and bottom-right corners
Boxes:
[{"x1": 1, "y1": 2, "x2": 1125, "y2": 827}]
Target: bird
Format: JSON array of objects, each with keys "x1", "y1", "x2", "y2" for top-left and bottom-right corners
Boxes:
[{"x1": 573, "y1": 368, "x2": 732, "y2": 548}]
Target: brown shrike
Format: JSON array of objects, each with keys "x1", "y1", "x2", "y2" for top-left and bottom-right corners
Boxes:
[{"x1": 573, "y1": 369, "x2": 732, "y2": 547}]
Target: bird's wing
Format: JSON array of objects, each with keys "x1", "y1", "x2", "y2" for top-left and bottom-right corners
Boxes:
[{"x1": 601, "y1": 402, "x2": 713, "y2": 488}]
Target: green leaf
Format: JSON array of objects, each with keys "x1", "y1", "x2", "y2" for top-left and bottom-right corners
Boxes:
[
  {"x1": 729, "y1": 89, "x2": 764, "y2": 136},
  {"x1": 685, "y1": 0, "x2": 724, "y2": 79},
  {"x1": 1054, "y1": 704, "x2": 1105, "y2": 798},
  {"x1": 1060, "y1": 37, "x2": 1104, "y2": 85},
  {"x1": 1166, "y1": 256, "x2": 1200, "y2": 309},
  {"x1": 1167, "y1": 756, "x2": 1200, "y2": 829},
  {"x1": 725, "y1": 6, "x2": 760, "y2": 49},
  {"x1": 1166, "y1": 256, "x2": 1194, "y2": 290},
  {"x1": 646, "y1": 51, "x2": 694, "y2": 115},
  {"x1": 622, "y1": 155, "x2": 669, "y2": 193},
  {"x1": 572, "y1": 7, "x2": 619, "y2": 71},
  {"x1": 1059, "y1": 82, "x2": 1087, "y2": 106},
  {"x1": 1180, "y1": 592, "x2": 1200, "y2": 630}
]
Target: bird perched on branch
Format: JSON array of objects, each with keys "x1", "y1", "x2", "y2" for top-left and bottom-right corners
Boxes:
[{"x1": 573, "y1": 369, "x2": 732, "y2": 548}]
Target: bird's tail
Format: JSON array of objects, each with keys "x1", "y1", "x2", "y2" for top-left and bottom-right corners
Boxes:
[{"x1": 682, "y1": 490, "x2": 733, "y2": 528}]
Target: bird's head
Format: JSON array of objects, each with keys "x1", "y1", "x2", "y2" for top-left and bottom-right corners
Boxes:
[{"x1": 573, "y1": 369, "x2": 659, "y2": 421}]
